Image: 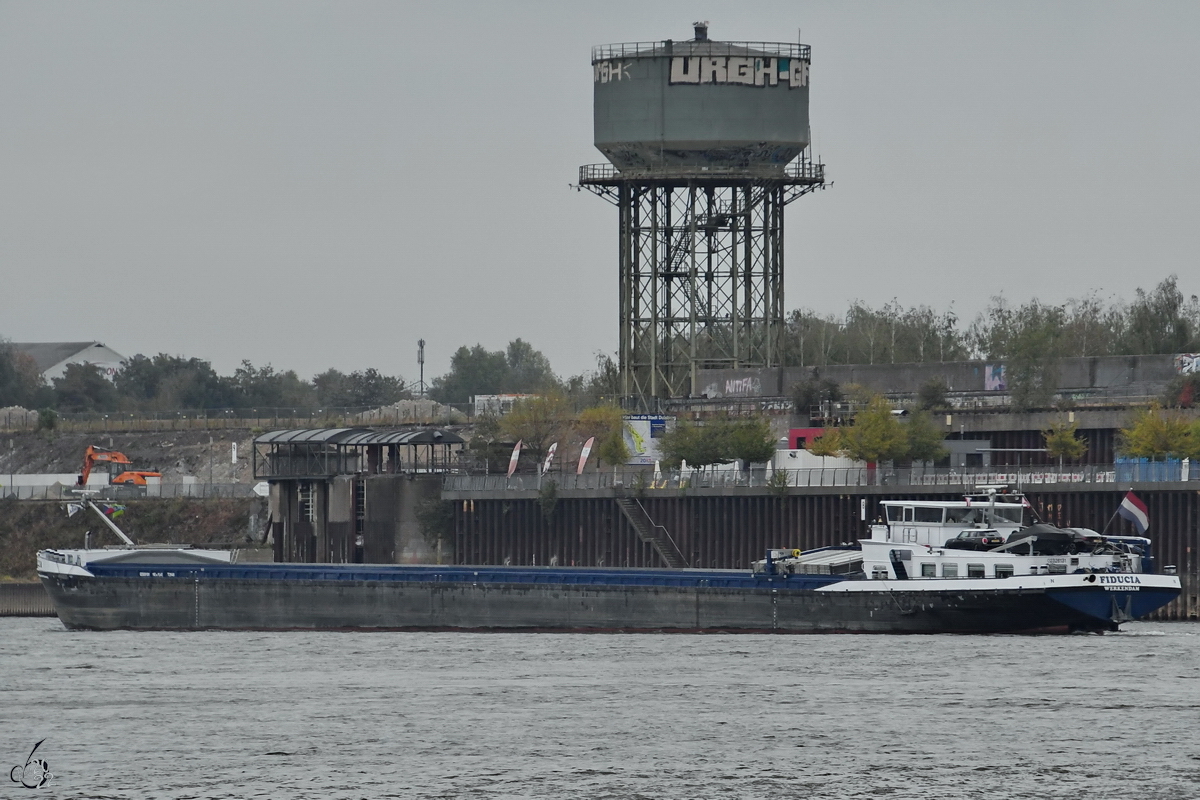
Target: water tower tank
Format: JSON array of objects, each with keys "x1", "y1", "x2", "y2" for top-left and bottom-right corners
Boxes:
[{"x1": 593, "y1": 23, "x2": 810, "y2": 171}]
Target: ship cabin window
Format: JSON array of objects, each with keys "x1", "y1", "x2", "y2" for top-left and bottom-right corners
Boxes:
[
  {"x1": 871, "y1": 566, "x2": 889, "y2": 580},
  {"x1": 945, "y1": 507, "x2": 983, "y2": 525},
  {"x1": 1048, "y1": 563, "x2": 1067, "y2": 575},
  {"x1": 942, "y1": 563, "x2": 958, "y2": 578},
  {"x1": 967, "y1": 564, "x2": 986, "y2": 579},
  {"x1": 903, "y1": 507, "x2": 914, "y2": 522},
  {"x1": 994, "y1": 564, "x2": 1014, "y2": 579},
  {"x1": 886, "y1": 506, "x2": 904, "y2": 523},
  {"x1": 914, "y1": 507, "x2": 944, "y2": 523},
  {"x1": 920, "y1": 563, "x2": 936, "y2": 577},
  {"x1": 946, "y1": 507, "x2": 1023, "y2": 526}
]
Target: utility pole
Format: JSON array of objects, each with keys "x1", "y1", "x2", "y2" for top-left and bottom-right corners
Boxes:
[{"x1": 417, "y1": 339, "x2": 426, "y2": 398}]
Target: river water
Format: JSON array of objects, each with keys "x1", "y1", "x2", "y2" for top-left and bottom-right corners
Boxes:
[{"x1": 3, "y1": 617, "x2": 1199, "y2": 799}]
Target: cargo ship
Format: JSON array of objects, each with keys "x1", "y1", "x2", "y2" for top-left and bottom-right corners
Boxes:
[{"x1": 37, "y1": 492, "x2": 1180, "y2": 634}]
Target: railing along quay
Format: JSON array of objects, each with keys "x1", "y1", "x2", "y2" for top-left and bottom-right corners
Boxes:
[{"x1": 445, "y1": 463, "x2": 1200, "y2": 493}]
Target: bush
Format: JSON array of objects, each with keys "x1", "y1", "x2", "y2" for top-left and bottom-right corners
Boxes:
[
  {"x1": 36, "y1": 408, "x2": 57, "y2": 432},
  {"x1": 917, "y1": 378, "x2": 950, "y2": 410}
]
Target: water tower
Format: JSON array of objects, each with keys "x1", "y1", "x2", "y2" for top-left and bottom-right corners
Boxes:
[{"x1": 580, "y1": 23, "x2": 825, "y2": 403}]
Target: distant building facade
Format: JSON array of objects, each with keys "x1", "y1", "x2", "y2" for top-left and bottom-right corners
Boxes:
[{"x1": 11, "y1": 342, "x2": 126, "y2": 383}]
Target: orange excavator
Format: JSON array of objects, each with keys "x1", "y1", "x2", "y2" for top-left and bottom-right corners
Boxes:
[{"x1": 77, "y1": 446, "x2": 163, "y2": 487}]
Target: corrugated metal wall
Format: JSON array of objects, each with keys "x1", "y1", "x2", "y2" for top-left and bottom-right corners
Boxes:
[
  {"x1": 0, "y1": 582, "x2": 55, "y2": 616},
  {"x1": 454, "y1": 488, "x2": 1199, "y2": 620}
]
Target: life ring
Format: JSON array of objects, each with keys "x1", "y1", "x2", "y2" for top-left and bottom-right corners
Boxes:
[{"x1": 792, "y1": 549, "x2": 802, "y2": 558}]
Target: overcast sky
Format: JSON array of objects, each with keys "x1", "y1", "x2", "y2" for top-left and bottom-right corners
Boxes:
[{"x1": 2, "y1": 1, "x2": 1198, "y2": 383}]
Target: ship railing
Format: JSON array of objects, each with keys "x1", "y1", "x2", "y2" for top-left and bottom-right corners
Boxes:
[{"x1": 443, "y1": 462, "x2": 1200, "y2": 493}]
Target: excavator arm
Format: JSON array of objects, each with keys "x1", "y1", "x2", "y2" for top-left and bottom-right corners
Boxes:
[{"x1": 78, "y1": 446, "x2": 135, "y2": 487}]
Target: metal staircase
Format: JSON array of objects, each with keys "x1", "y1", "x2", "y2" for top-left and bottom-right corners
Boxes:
[{"x1": 614, "y1": 497, "x2": 688, "y2": 569}]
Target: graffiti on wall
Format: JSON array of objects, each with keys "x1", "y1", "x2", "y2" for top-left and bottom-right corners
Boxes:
[
  {"x1": 985, "y1": 364, "x2": 1006, "y2": 391},
  {"x1": 700, "y1": 377, "x2": 763, "y2": 398},
  {"x1": 1175, "y1": 354, "x2": 1199, "y2": 375}
]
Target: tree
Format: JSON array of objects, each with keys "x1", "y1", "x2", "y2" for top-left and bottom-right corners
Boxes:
[
  {"x1": 414, "y1": 496, "x2": 456, "y2": 563},
  {"x1": 429, "y1": 345, "x2": 510, "y2": 404},
  {"x1": 904, "y1": 410, "x2": 949, "y2": 464},
  {"x1": 498, "y1": 394, "x2": 572, "y2": 468},
  {"x1": 0, "y1": 342, "x2": 48, "y2": 408},
  {"x1": 658, "y1": 416, "x2": 776, "y2": 469},
  {"x1": 465, "y1": 413, "x2": 511, "y2": 472},
  {"x1": 917, "y1": 378, "x2": 949, "y2": 410},
  {"x1": 565, "y1": 353, "x2": 621, "y2": 406},
  {"x1": 838, "y1": 395, "x2": 908, "y2": 463},
  {"x1": 115, "y1": 354, "x2": 229, "y2": 410},
  {"x1": 52, "y1": 363, "x2": 120, "y2": 412},
  {"x1": 725, "y1": 417, "x2": 777, "y2": 465},
  {"x1": 429, "y1": 340, "x2": 558, "y2": 404},
  {"x1": 1043, "y1": 421, "x2": 1088, "y2": 462},
  {"x1": 223, "y1": 361, "x2": 315, "y2": 409},
  {"x1": 806, "y1": 427, "x2": 842, "y2": 457},
  {"x1": 969, "y1": 297, "x2": 1066, "y2": 411},
  {"x1": 1118, "y1": 406, "x2": 1196, "y2": 459},
  {"x1": 313, "y1": 368, "x2": 408, "y2": 407},
  {"x1": 504, "y1": 339, "x2": 558, "y2": 393},
  {"x1": 1119, "y1": 275, "x2": 1198, "y2": 355},
  {"x1": 791, "y1": 377, "x2": 841, "y2": 420},
  {"x1": 657, "y1": 419, "x2": 730, "y2": 469},
  {"x1": 576, "y1": 404, "x2": 629, "y2": 469},
  {"x1": 1162, "y1": 373, "x2": 1200, "y2": 409}
]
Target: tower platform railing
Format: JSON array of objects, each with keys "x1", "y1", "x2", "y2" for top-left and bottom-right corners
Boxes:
[
  {"x1": 592, "y1": 41, "x2": 810, "y2": 61},
  {"x1": 578, "y1": 160, "x2": 825, "y2": 186}
]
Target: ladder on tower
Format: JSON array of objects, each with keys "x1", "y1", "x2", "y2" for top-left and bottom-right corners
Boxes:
[{"x1": 614, "y1": 496, "x2": 688, "y2": 569}]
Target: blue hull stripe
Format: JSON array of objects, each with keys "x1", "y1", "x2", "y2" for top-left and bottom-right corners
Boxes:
[{"x1": 83, "y1": 562, "x2": 846, "y2": 592}]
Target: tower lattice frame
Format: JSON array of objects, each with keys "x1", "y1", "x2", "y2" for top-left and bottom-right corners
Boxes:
[{"x1": 579, "y1": 158, "x2": 825, "y2": 403}]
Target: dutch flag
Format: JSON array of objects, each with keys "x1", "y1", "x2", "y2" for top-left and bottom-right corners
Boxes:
[{"x1": 1117, "y1": 490, "x2": 1149, "y2": 534}]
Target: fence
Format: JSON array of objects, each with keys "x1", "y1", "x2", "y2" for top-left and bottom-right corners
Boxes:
[
  {"x1": 1115, "y1": 458, "x2": 1186, "y2": 482},
  {"x1": 1, "y1": 483, "x2": 258, "y2": 501},
  {"x1": 0, "y1": 404, "x2": 477, "y2": 434},
  {"x1": 445, "y1": 463, "x2": 1200, "y2": 493}
]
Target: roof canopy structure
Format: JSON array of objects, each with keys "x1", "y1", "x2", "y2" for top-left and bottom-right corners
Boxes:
[{"x1": 253, "y1": 427, "x2": 465, "y2": 480}]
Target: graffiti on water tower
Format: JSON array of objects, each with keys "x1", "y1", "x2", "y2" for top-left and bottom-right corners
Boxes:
[
  {"x1": 593, "y1": 61, "x2": 632, "y2": 83},
  {"x1": 593, "y1": 57, "x2": 809, "y2": 88},
  {"x1": 669, "y1": 56, "x2": 808, "y2": 88}
]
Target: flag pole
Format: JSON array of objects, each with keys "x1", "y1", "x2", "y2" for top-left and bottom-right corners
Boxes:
[{"x1": 1101, "y1": 488, "x2": 1133, "y2": 535}]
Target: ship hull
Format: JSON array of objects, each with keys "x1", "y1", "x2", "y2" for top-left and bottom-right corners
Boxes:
[{"x1": 40, "y1": 572, "x2": 1174, "y2": 635}]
